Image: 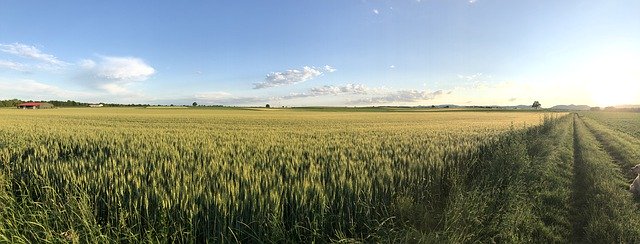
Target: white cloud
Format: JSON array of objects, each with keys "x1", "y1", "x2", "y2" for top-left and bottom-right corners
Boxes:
[
  {"x1": 191, "y1": 91, "x2": 268, "y2": 105},
  {"x1": 0, "y1": 79, "x2": 90, "y2": 100},
  {"x1": 253, "y1": 65, "x2": 335, "y2": 89},
  {"x1": 352, "y1": 90, "x2": 444, "y2": 104},
  {"x1": 279, "y1": 83, "x2": 387, "y2": 100},
  {"x1": 194, "y1": 91, "x2": 233, "y2": 100},
  {"x1": 0, "y1": 43, "x2": 68, "y2": 66},
  {"x1": 98, "y1": 83, "x2": 130, "y2": 95},
  {"x1": 81, "y1": 56, "x2": 155, "y2": 81},
  {"x1": 0, "y1": 60, "x2": 26, "y2": 71},
  {"x1": 457, "y1": 73, "x2": 489, "y2": 83},
  {"x1": 79, "y1": 56, "x2": 155, "y2": 95},
  {"x1": 192, "y1": 83, "x2": 383, "y2": 105},
  {"x1": 373, "y1": 9, "x2": 379, "y2": 14},
  {"x1": 310, "y1": 84, "x2": 368, "y2": 95},
  {"x1": 389, "y1": 65, "x2": 395, "y2": 69},
  {"x1": 469, "y1": 0, "x2": 477, "y2": 4},
  {"x1": 0, "y1": 78, "x2": 150, "y2": 103},
  {"x1": 0, "y1": 79, "x2": 58, "y2": 93},
  {"x1": 180, "y1": 84, "x2": 447, "y2": 106},
  {"x1": 323, "y1": 65, "x2": 337, "y2": 73}
]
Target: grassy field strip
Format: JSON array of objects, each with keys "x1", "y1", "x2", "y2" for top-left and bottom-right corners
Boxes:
[
  {"x1": 581, "y1": 112, "x2": 640, "y2": 139},
  {"x1": 413, "y1": 114, "x2": 575, "y2": 243},
  {"x1": 580, "y1": 114, "x2": 640, "y2": 179},
  {"x1": 571, "y1": 114, "x2": 640, "y2": 243},
  {"x1": 523, "y1": 114, "x2": 574, "y2": 242},
  {"x1": 571, "y1": 115, "x2": 587, "y2": 242}
]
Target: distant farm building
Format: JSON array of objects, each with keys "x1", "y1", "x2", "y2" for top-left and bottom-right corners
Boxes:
[
  {"x1": 17, "y1": 102, "x2": 54, "y2": 109},
  {"x1": 89, "y1": 104, "x2": 104, "y2": 108}
]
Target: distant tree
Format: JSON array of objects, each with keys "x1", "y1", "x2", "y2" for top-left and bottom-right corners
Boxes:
[
  {"x1": 0, "y1": 99, "x2": 23, "y2": 107},
  {"x1": 532, "y1": 101, "x2": 541, "y2": 109},
  {"x1": 590, "y1": 107, "x2": 601, "y2": 111},
  {"x1": 192, "y1": 102, "x2": 198, "y2": 106},
  {"x1": 265, "y1": 104, "x2": 270, "y2": 108}
]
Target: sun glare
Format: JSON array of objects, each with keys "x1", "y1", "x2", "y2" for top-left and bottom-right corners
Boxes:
[
  {"x1": 590, "y1": 81, "x2": 638, "y2": 107},
  {"x1": 583, "y1": 50, "x2": 640, "y2": 107}
]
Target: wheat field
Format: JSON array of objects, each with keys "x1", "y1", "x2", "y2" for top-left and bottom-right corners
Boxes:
[{"x1": 6, "y1": 108, "x2": 639, "y2": 242}]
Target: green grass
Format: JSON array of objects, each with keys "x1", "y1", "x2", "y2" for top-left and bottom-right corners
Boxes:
[
  {"x1": 581, "y1": 111, "x2": 640, "y2": 139},
  {"x1": 571, "y1": 114, "x2": 640, "y2": 242}
]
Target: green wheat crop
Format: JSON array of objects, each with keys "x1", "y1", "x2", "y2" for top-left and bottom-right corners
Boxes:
[{"x1": 0, "y1": 108, "x2": 560, "y2": 242}]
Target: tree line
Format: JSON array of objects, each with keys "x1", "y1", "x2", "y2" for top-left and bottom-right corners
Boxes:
[
  {"x1": 0, "y1": 99, "x2": 91, "y2": 107},
  {"x1": 0, "y1": 99, "x2": 151, "y2": 108},
  {"x1": 0, "y1": 99, "x2": 23, "y2": 107}
]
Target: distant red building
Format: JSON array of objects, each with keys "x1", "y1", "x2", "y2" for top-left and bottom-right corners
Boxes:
[{"x1": 17, "y1": 102, "x2": 54, "y2": 109}]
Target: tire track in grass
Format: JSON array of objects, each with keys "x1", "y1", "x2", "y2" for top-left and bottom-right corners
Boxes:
[
  {"x1": 571, "y1": 114, "x2": 640, "y2": 242},
  {"x1": 580, "y1": 115, "x2": 640, "y2": 179},
  {"x1": 585, "y1": 124, "x2": 627, "y2": 170},
  {"x1": 581, "y1": 114, "x2": 640, "y2": 205},
  {"x1": 570, "y1": 114, "x2": 587, "y2": 243}
]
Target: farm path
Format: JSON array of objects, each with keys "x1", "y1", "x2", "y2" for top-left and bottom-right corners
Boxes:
[{"x1": 570, "y1": 114, "x2": 587, "y2": 243}]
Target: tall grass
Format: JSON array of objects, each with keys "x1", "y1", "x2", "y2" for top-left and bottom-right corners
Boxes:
[{"x1": 417, "y1": 114, "x2": 575, "y2": 242}]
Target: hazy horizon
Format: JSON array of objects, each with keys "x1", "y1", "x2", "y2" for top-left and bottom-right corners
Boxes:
[{"x1": 1, "y1": 1, "x2": 639, "y2": 107}]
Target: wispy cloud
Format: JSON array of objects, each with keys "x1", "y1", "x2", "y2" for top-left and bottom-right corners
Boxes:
[
  {"x1": 351, "y1": 90, "x2": 444, "y2": 104},
  {"x1": 0, "y1": 43, "x2": 68, "y2": 67},
  {"x1": 468, "y1": 0, "x2": 477, "y2": 3},
  {"x1": 309, "y1": 84, "x2": 373, "y2": 95},
  {"x1": 194, "y1": 91, "x2": 233, "y2": 100},
  {"x1": 192, "y1": 85, "x2": 443, "y2": 106},
  {"x1": 192, "y1": 83, "x2": 382, "y2": 105},
  {"x1": 292, "y1": 84, "x2": 386, "y2": 99},
  {"x1": 192, "y1": 91, "x2": 269, "y2": 105},
  {"x1": 0, "y1": 79, "x2": 90, "y2": 100},
  {"x1": 457, "y1": 73, "x2": 489, "y2": 82},
  {"x1": 279, "y1": 84, "x2": 386, "y2": 100},
  {"x1": 253, "y1": 65, "x2": 336, "y2": 89},
  {"x1": 373, "y1": 9, "x2": 379, "y2": 14},
  {"x1": 323, "y1": 65, "x2": 336, "y2": 73},
  {"x1": 79, "y1": 56, "x2": 155, "y2": 95},
  {"x1": 456, "y1": 73, "x2": 493, "y2": 89},
  {"x1": 0, "y1": 60, "x2": 27, "y2": 71}
]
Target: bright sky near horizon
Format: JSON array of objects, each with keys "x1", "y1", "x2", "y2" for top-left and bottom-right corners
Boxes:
[{"x1": 1, "y1": 0, "x2": 639, "y2": 107}]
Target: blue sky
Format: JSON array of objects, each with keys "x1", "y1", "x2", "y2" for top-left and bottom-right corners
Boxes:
[{"x1": 1, "y1": 0, "x2": 639, "y2": 107}]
